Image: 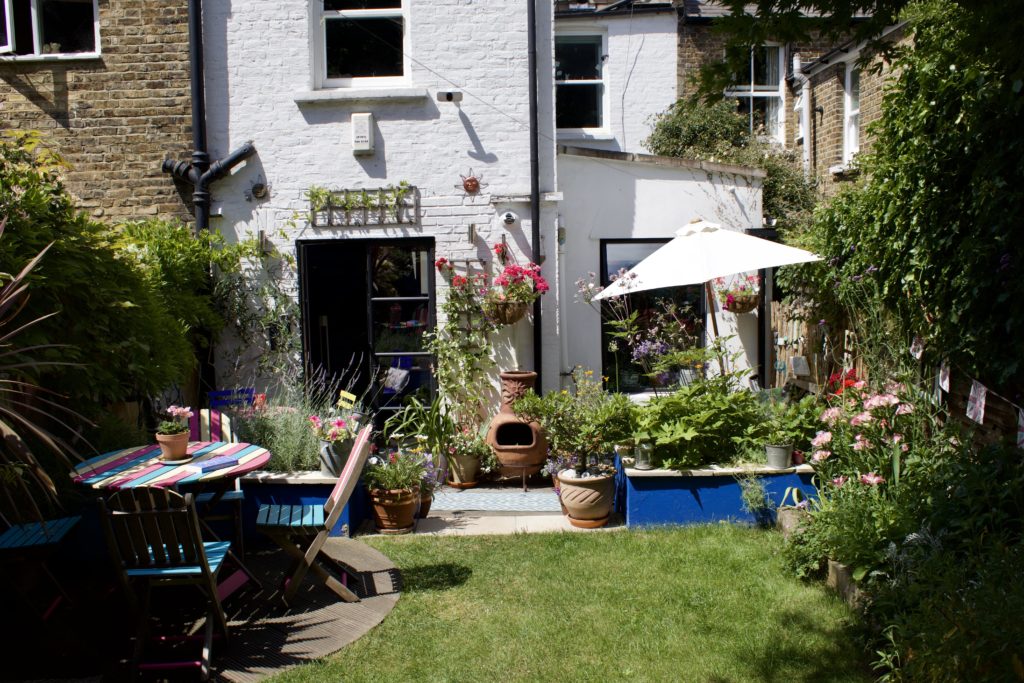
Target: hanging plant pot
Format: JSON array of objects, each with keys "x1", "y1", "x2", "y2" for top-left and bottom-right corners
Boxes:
[
  {"x1": 485, "y1": 301, "x2": 529, "y2": 326},
  {"x1": 721, "y1": 292, "x2": 759, "y2": 314}
]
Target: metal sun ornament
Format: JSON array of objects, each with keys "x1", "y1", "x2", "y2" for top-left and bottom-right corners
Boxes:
[{"x1": 458, "y1": 169, "x2": 488, "y2": 194}]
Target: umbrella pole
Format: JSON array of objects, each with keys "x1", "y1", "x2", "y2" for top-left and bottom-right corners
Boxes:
[{"x1": 705, "y1": 281, "x2": 726, "y2": 376}]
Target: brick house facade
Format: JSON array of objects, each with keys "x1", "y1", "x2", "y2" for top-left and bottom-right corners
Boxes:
[{"x1": 0, "y1": 0, "x2": 194, "y2": 222}]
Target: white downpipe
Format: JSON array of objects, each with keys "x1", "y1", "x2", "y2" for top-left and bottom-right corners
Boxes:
[{"x1": 557, "y1": 215, "x2": 570, "y2": 391}]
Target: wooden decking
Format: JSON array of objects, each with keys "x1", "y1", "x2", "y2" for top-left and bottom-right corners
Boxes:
[{"x1": 213, "y1": 538, "x2": 400, "y2": 681}]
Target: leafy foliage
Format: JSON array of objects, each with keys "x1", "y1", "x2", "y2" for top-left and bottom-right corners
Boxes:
[
  {"x1": 645, "y1": 99, "x2": 817, "y2": 230},
  {"x1": 778, "y1": 1, "x2": 1024, "y2": 387},
  {"x1": 0, "y1": 132, "x2": 192, "y2": 404}
]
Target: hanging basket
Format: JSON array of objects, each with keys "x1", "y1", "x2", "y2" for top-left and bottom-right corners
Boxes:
[
  {"x1": 722, "y1": 292, "x2": 759, "y2": 314},
  {"x1": 486, "y1": 300, "x2": 530, "y2": 326}
]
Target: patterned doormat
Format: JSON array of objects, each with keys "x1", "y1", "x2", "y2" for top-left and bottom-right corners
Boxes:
[{"x1": 431, "y1": 490, "x2": 562, "y2": 513}]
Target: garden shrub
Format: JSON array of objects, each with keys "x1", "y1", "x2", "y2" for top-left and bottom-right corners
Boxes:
[
  {"x1": 645, "y1": 99, "x2": 817, "y2": 231},
  {"x1": 637, "y1": 373, "x2": 763, "y2": 468},
  {"x1": 0, "y1": 132, "x2": 192, "y2": 405}
]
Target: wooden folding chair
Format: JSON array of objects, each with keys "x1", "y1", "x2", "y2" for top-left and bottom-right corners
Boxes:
[
  {"x1": 189, "y1": 408, "x2": 246, "y2": 556},
  {"x1": 99, "y1": 488, "x2": 238, "y2": 681},
  {"x1": 0, "y1": 516, "x2": 81, "y2": 622},
  {"x1": 256, "y1": 425, "x2": 372, "y2": 604}
]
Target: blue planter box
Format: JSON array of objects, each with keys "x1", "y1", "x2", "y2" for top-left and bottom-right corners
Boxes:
[
  {"x1": 619, "y1": 463, "x2": 817, "y2": 527},
  {"x1": 239, "y1": 472, "x2": 370, "y2": 542}
]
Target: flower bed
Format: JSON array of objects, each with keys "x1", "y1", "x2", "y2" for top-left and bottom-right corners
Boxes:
[{"x1": 618, "y1": 462, "x2": 816, "y2": 527}]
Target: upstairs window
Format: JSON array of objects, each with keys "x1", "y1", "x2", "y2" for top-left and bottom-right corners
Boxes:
[
  {"x1": 843, "y1": 64, "x2": 861, "y2": 163},
  {"x1": 0, "y1": 0, "x2": 99, "y2": 57},
  {"x1": 555, "y1": 33, "x2": 606, "y2": 131},
  {"x1": 317, "y1": 0, "x2": 408, "y2": 88},
  {"x1": 725, "y1": 45, "x2": 785, "y2": 143}
]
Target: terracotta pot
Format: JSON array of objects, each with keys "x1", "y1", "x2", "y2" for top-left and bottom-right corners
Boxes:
[
  {"x1": 446, "y1": 452, "x2": 480, "y2": 489},
  {"x1": 417, "y1": 492, "x2": 433, "y2": 519},
  {"x1": 155, "y1": 431, "x2": 189, "y2": 461},
  {"x1": 557, "y1": 471, "x2": 615, "y2": 528},
  {"x1": 552, "y1": 473, "x2": 568, "y2": 515},
  {"x1": 487, "y1": 371, "x2": 547, "y2": 477},
  {"x1": 369, "y1": 487, "x2": 418, "y2": 534}
]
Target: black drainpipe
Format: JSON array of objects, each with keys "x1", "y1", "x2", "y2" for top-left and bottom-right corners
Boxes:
[
  {"x1": 162, "y1": 0, "x2": 256, "y2": 233},
  {"x1": 527, "y1": 0, "x2": 543, "y2": 391}
]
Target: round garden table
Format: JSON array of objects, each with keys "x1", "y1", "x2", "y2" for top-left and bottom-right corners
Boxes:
[{"x1": 72, "y1": 441, "x2": 270, "y2": 490}]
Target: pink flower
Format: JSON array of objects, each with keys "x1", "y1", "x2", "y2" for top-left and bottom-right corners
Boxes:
[
  {"x1": 892, "y1": 433, "x2": 903, "y2": 444},
  {"x1": 860, "y1": 472, "x2": 885, "y2": 486},
  {"x1": 850, "y1": 411, "x2": 873, "y2": 426},
  {"x1": 309, "y1": 415, "x2": 322, "y2": 429},
  {"x1": 811, "y1": 450, "x2": 832, "y2": 463},
  {"x1": 853, "y1": 434, "x2": 872, "y2": 451},
  {"x1": 901, "y1": 444, "x2": 909, "y2": 452},
  {"x1": 863, "y1": 393, "x2": 900, "y2": 410},
  {"x1": 853, "y1": 380, "x2": 868, "y2": 389},
  {"x1": 895, "y1": 403, "x2": 914, "y2": 415},
  {"x1": 331, "y1": 418, "x2": 347, "y2": 430},
  {"x1": 811, "y1": 431, "x2": 833, "y2": 448},
  {"x1": 820, "y1": 407, "x2": 843, "y2": 425},
  {"x1": 832, "y1": 476, "x2": 848, "y2": 487}
]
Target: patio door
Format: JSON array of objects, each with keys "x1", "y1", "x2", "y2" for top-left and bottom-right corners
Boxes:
[{"x1": 298, "y1": 238, "x2": 435, "y2": 420}]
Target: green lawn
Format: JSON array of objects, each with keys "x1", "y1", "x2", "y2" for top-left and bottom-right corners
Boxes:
[{"x1": 270, "y1": 525, "x2": 871, "y2": 682}]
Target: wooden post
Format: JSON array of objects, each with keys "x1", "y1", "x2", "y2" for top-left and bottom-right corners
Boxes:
[{"x1": 705, "y1": 281, "x2": 726, "y2": 376}]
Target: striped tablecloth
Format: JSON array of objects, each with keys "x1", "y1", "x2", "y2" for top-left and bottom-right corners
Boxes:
[{"x1": 72, "y1": 442, "x2": 271, "y2": 490}]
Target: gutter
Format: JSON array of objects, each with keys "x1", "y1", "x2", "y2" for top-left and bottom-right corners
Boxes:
[
  {"x1": 162, "y1": 0, "x2": 257, "y2": 233},
  {"x1": 528, "y1": 0, "x2": 543, "y2": 390}
]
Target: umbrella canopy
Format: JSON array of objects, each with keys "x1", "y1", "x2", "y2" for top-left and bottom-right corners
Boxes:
[{"x1": 593, "y1": 219, "x2": 821, "y2": 300}]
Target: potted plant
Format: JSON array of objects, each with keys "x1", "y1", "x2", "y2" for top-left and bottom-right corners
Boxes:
[
  {"x1": 156, "y1": 405, "x2": 193, "y2": 461},
  {"x1": 309, "y1": 413, "x2": 359, "y2": 477},
  {"x1": 363, "y1": 450, "x2": 425, "y2": 534},
  {"x1": 762, "y1": 395, "x2": 819, "y2": 469},
  {"x1": 712, "y1": 274, "x2": 761, "y2": 313},
  {"x1": 513, "y1": 367, "x2": 622, "y2": 528},
  {"x1": 483, "y1": 259, "x2": 549, "y2": 326}
]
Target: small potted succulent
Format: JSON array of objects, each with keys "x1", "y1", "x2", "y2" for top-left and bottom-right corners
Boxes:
[{"x1": 156, "y1": 405, "x2": 193, "y2": 461}]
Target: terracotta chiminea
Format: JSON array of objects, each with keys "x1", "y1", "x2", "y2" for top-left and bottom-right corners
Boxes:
[{"x1": 486, "y1": 370, "x2": 548, "y2": 481}]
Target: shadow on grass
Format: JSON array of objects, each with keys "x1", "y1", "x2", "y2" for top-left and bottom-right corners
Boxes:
[
  {"x1": 742, "y1": 606, "x2": 873, "y2": 682},
  {"x1": 398, "y1": 563, "x2": 472, "y2": 593}
]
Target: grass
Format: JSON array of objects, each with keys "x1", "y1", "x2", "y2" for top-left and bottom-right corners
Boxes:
[{"x1": 269, "y1": 525, "x2": 871, "y2": 682}]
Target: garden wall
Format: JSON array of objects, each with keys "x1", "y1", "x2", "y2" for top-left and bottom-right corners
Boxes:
[{"x1": 620, "y1": 463, "x2": 816, "y2": 527}]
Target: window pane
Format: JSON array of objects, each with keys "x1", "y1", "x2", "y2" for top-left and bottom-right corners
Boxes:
[
  {"x1": 371, "y1": 301, "x2": 428, "y2": 354},
  {"x1": 735, "y1": 96, "x2": 780, "y2": 138},
  {"x1": 555, "y1": 35, "x2": 602, "y2": 81},
  {"x1": 40, "y1": 0, "x2": 95, "y2": 53},
  {"x1": 556, "y1": 82, "x2": 602, "y2": 128},
  {"x1": 849, "y1": 68, "x2": 860, "y2": 111},
  {"x1": 370, "y1": 245, "x2": 430, "y2": 297},
  {"x1": 326, "y1": 0, "x2": 401, "y2": 9},
  {"x1": 600, "y1": 241, "x2": 704, "y2": 394},
  {"x1": 12, "y1": 0, "x2": 32, "y2": 55},
  {"x1": 751, "y1": 46, "x2": 779, "y2": 88},
  {"x1": 325, "y1": 17, "x2": 403, "y2": 79},
  {"x1": 0, "y1": 1, "x2": 9, "y2": 52}
]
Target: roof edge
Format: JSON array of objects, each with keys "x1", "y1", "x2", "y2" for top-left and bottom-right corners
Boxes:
[{"x1": 558, "y1": 145, "x2": 768, "y2": 179}]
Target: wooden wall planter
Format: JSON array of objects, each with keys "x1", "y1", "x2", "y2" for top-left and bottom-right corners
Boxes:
[{"x1": 620, "y1": 463, "x2": 817, "y2": 528}]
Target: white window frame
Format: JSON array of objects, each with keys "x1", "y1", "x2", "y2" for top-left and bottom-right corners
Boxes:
[
  {"x1": 555, "y1": 29, "x2": 609, "y2": 136},
  {"x1": 0, "y1": 0, "x2": 101, "y2": 60},
  {"x1": 313, "y1": 0, "x2": 410, "y2": 90},
  {"x1": 724, "y1": 44, "x2": 786, "y2": 144},
  {"x1": 843, "y1": 62, "x2": 861, "y2": 163}
]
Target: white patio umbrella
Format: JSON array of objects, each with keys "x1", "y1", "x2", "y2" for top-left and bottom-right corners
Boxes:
[{"x1": 593, "y1": 218, "x2": 821, "y2": 372}]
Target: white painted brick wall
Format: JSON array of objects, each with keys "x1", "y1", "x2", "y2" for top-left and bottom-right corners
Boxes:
[
  {"x1": 556, "y1": 11, "x2": 678, "y2": 153},
  {"x1": 202, "y1": 0, "x2": 558, "y2": 387}
]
